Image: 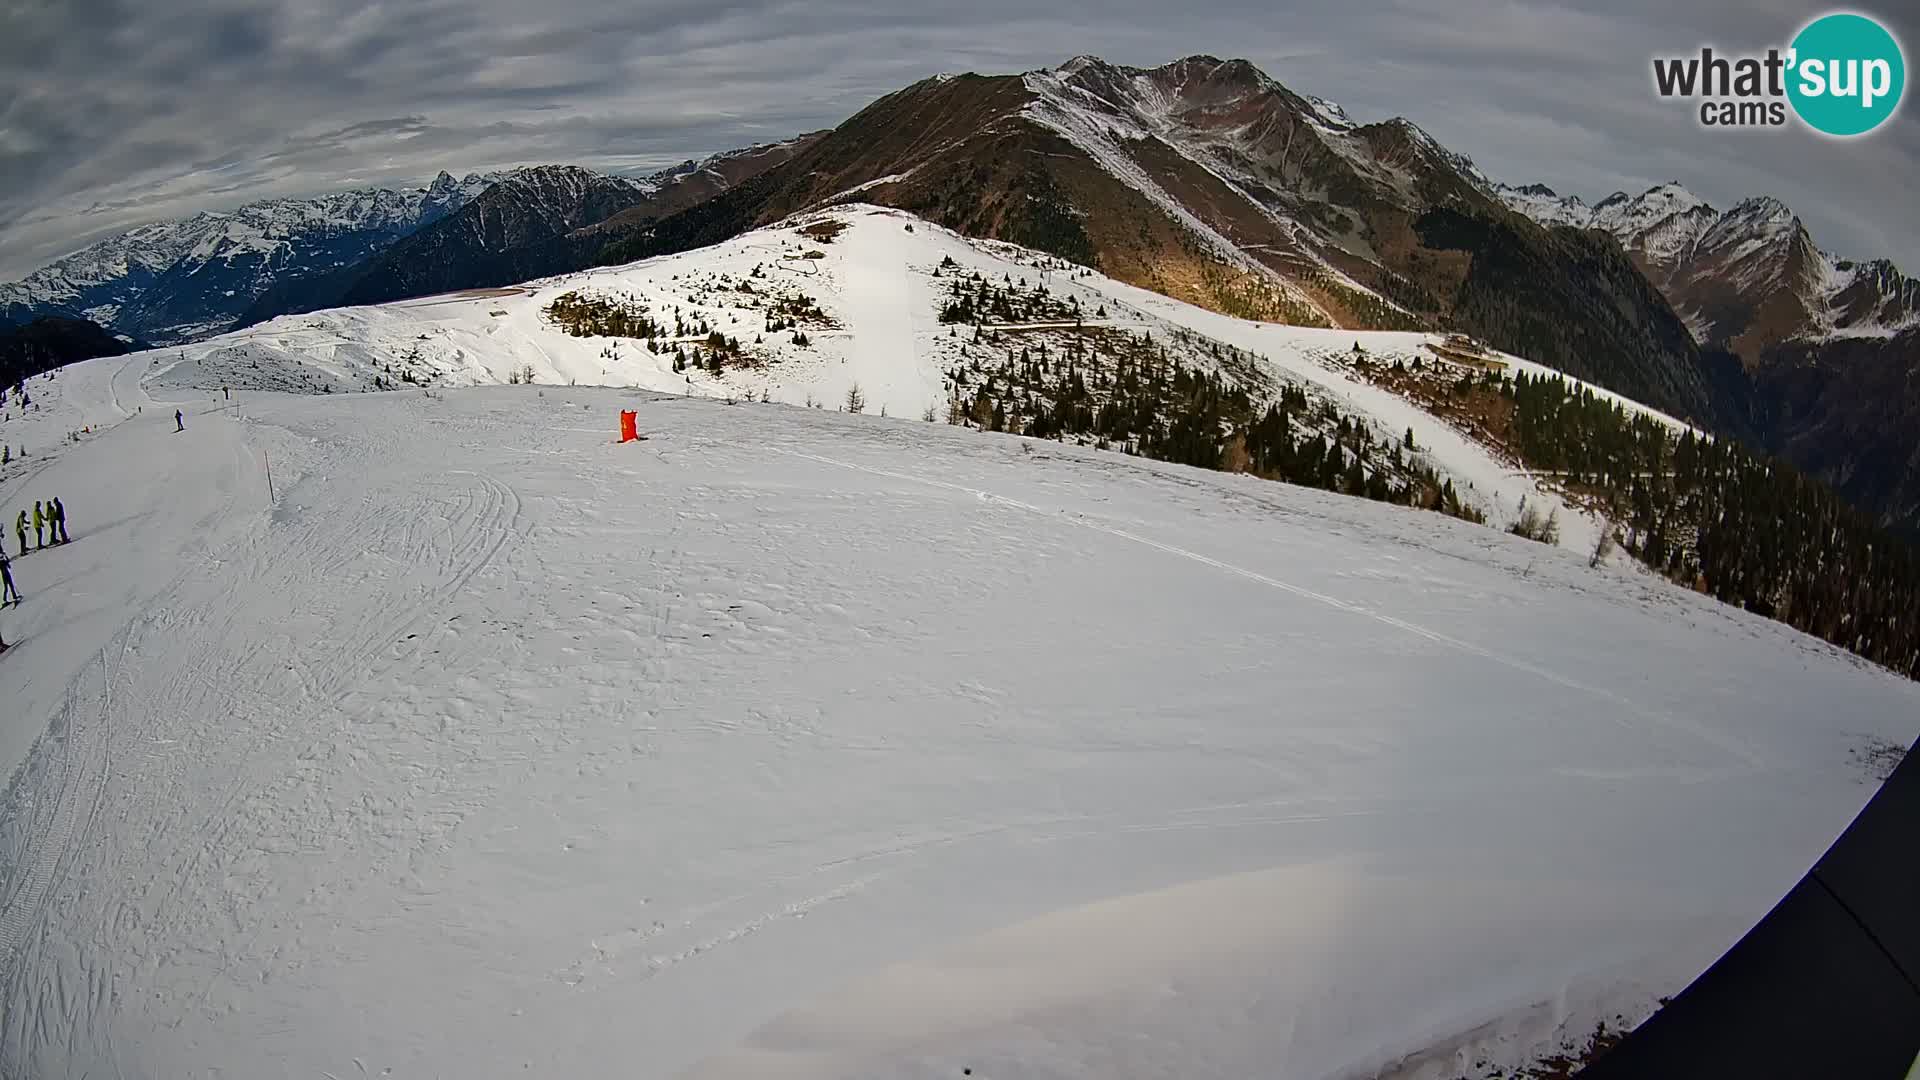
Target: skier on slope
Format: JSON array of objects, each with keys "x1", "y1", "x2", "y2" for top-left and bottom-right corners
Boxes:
[
  {"x1": 12, "y1": 510, "x2": 24, "y2": 557},
  {"x1": 32, "y1": 501, "x2": 44, "y2": 550},
  {"x1": 52, "y1": 497, "x2": 69, "y2": 544},
  {"x1": 0, "y1": 547, "x2": 18, "y2": 605},
  {"x1": 175, "y1": 409, "x2": 185, "y2": 432}
]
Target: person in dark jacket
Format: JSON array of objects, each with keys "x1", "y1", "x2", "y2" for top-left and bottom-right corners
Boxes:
[
  {"x1": 175, "y1": 409, "x2": 185, "y2": 432},
  {"x1": 32, "y1": 502, "x2": 43, "y2": 550},
  {"x1": 0, "y1": 548, "x2": 18, "y2": 606},
  {"x1": 52, "y1": 498, "x2": 68, "y2": 544}
]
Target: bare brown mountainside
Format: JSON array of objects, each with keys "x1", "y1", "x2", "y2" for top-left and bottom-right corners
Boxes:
[{"x1": 604, "y1": 56, "x2": 1722, "y2": 426}]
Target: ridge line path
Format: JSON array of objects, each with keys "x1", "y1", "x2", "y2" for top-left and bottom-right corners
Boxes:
[{"x1": 835, "y1": 217, "x2": 944, "y2": 413}]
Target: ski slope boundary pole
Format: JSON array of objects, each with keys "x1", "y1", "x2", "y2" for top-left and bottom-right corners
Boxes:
[{"x1": 264, "y1": 449, "x2": 275, "y2": 503}]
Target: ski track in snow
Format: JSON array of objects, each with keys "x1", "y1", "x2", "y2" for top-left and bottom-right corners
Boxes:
[
  {"x1": 763, "y1": 443, "x2": 1764, "y2": 775},
  {"x1": 835, "y1": 213, "x2": 925, "y2": 411}
]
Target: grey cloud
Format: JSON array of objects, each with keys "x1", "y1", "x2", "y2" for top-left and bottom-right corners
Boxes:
[{"x1": 0, "y1": 0, "x2": 1914, "y2": 280}]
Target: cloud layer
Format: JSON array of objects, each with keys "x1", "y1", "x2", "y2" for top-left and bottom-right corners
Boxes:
[{"x1": 2, "y1": 0, "x2": 1914, "y2": 279}]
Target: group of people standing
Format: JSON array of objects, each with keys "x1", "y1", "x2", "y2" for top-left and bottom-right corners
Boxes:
[
  {"x1": 0, "y1": 498, "x2": 72, "y2": 652},
  {"x1": 14, "y1": 498, "x2": 70, "y2": 555}
]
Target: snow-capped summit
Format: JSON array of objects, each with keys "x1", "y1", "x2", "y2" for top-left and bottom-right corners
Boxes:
[
  {"x1": 1303, "y1": 94, "x2": 1355, "y2": 131},
  {"x1": 1589, "y1": 182, "x2": 1713, "y2": 238},
  {"x1": 1498, "y1": 178, "x2": 1918, "y2": 350},
  {"x1": 1498, "y1": 180, "x2": 1713, "y2": 238},
  {"x1": 1054, "y1": 53, "x2": 1109, "y2": 79},
  {"x1": 0, "y1": 173, "x2": 500, "y2": 344},
  {"x1": 1491, "y1": 182, "x2": 1592, "y2": 228}
]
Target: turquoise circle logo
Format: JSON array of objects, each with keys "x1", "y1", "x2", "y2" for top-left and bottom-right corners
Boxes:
[{"x1": 1787, "y1": 12, "x2": 1906, "y2": 136}]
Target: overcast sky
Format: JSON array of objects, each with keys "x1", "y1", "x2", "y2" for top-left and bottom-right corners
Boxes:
[{"x1": 2, "y1": 0, "x2": 1914, "y2": 281}]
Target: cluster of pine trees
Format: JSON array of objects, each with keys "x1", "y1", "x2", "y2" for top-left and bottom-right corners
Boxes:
[
  {"x1": 1497, "y1": 369, "x2": 1920, "y2": 677},
  {"x1": 937, "y1": 266, "x2": 1083, "y2": 326},
  {"x1": 946, "y1": 330, "x2": 1482, "y2": 524},
  {"x1": 544, "y1": 291, "x2": 667, "y2": 340},
  {"x1": 666, "y1": 329, "x2": 753, "y2": 375},
  {"x1": 764, "y1": 292, "x2": 829, "y2": 334},
  {"x1": 1368, "y1": 356, "x2": 1920, "y2": 679},
  {"x1": 366, "y1": 344, "x2": 435, "y2": 391}
]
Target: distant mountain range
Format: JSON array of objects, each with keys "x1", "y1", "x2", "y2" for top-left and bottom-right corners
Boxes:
[
  {"x1": 4, "y1": 54, "x2": 1918, "y2": 533},
  {"x1": 0, "y1": 173, "x2": 498, "y2": 344},
  {"x1": 240, "y1": 135, "x2": 823, "y2": 324},
  {"x1": 0, "y1": 138, "x2": 821, "y2": 347},
  {"x1": 1495, "y1": 180, "x2": 1920, "y2": 531},
  {"x1": 1495, "y1": 181, "x2": 1920, "y2": 357}
]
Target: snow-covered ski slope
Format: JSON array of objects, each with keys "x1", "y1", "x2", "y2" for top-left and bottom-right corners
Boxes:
[
  {"x1": 145, "y1": 204, "x2": 1686, "y2": 545},
  {"x1": 0, "y1": 349, "x2": 1916, "y2": 1079}
]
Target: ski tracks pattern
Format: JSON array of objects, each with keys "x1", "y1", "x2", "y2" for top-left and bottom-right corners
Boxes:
[
  {"x1": 0, "y1": 638, "x2": 122, "y2": 1068},
  {"x1": 0, "y1": 452, "x2": 523, "y2": 1076},
  {"x1": 139, "y1": 468, "x2": 522, "y2": 945}
]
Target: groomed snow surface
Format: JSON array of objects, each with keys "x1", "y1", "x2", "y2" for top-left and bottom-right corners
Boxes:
[{"x1": 1, "y1": 347, "x2": 1916, "y2": 1080}]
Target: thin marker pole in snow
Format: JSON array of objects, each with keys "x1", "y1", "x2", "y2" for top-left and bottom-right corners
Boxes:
[{"x1": 263, "y1": 449, "x2": 275, "y2": 503}]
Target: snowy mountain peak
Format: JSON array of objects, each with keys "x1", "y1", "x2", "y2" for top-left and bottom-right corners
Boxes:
[
  {"x1": 1171, "y1": 55, "x2": 1267, "y2": 89},
  {"x1": 1497, "y1": 173, "x2": 1918, "y2": 349},
  {"x1": 1589, "y1": 183, "x2": 1715, "y2": 237},
  {"x1": 1496, "y1": 179, "x2": 1724, "y2": 278},
  {"x1": 1645, "y1": 181, "x2": 1707, "y2": 206},
  {"x1": 1493, "y1": 183, "x2": 1592, "y2": 228},
  {"x1": 1044, "y1": 53, "x2": 1285, "y2": 113},
  {"x1": 1056, "y1": 54, "x2": 1113, "y2": 79},
  {"x1": 1303, "y1": 94, "x2": 1356, "y2": 131},
  {"x1": 1377, "y1": 118, "x2": 1495, "y2": 192},
  {"x1": 497, "y1": 164, "x2": 642, "y2": 192},
  {"x1": 1716, "y1": 195, "x2": 1795, "y2": 230}
]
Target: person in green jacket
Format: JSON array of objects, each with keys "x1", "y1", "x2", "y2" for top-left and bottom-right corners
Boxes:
[
  {"x1": 12, "y1": 510, "x2": 24, "y2": 557},
  {"x1": 32, "y1": 502, "x2": 44, "y2": 550}
]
